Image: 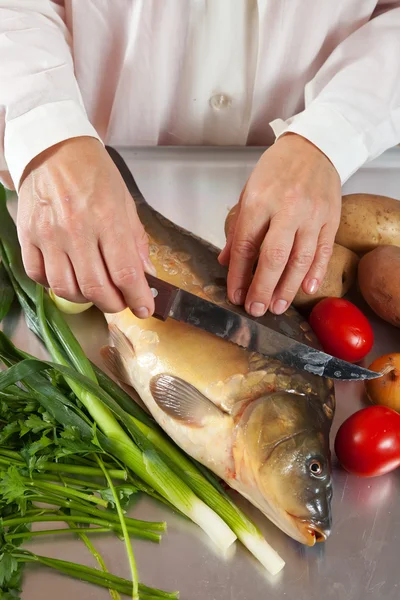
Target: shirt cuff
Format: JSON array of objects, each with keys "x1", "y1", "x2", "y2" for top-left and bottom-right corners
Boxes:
[
  {"x1": 269, "y1": 103, "x2": 369, "y2": 184},
  {"x1": 4, "y1": 99, "x2": 103, "y2": 191}
]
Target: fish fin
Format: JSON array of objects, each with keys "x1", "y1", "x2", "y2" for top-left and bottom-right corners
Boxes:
[
  {"x1": 100, "y1": 345, "x2": 133, "y2": 387},
  {"x1": 101, "y1": 325, "x2": 136, "y2": 386},
  {"x1": 150, "y1": 374, "x2": 225, "y2": 427},
  {"x1": 108, "y1": 323, "x2": 136, "y2": 357}
]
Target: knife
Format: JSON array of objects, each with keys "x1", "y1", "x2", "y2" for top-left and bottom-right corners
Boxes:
[{"x1": 145, "y1": 273, "x2": 381, "y2": 381}]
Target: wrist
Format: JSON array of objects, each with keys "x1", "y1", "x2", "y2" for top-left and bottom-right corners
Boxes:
[
  {"x1": 276, "y1": 132, "x2": 340, "y2": 179},
  {"x1": 270, "y1": 104, "x2": 368, "y2": 184},
  {"x1": 20, "y1": 136, "x2": 103, "y2": 187}
]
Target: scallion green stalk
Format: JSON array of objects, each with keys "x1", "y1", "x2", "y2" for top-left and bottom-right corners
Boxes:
[
  {"x1": 0, "y1": 260, "x2": 14, "y2": 322},
  {"x1": 34, "y1": 285, "x2": 237, "y2": 552}
]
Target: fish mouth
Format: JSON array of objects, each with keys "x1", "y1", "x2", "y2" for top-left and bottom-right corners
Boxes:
[{"x1": 289, "y1": 515, "x2": 331, "y2": 546}]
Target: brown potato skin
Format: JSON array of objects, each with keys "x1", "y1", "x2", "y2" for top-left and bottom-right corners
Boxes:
[
  {"x1": 293, "y1": 243, "x2": 359, "y2": 310},
  {"x1": 335, "y1": 194, "x2": 400, "y2": 254},
  {"x1": 358, "y1": 246, "x2": 400, "y2": 327},
  {"x1": 224, "y1": 204, "x2": 239, "y2": 238}
]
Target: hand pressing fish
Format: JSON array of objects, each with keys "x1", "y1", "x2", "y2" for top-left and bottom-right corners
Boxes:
[{"x1": 101, "y1": 147, "x2": 335, "y2": 547}]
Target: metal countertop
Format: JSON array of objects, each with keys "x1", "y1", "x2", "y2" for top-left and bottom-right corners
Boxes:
[{"x1": 3, "y1": 146, "x2": 400, "y2": 600}]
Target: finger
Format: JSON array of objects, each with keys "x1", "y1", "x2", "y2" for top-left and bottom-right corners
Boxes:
[
  {"x1": 68, "y1": 238, "x2": 126, "y2": 314},
  {"x1": 302, "y1": 225, "x2": 335, "y2": 294},
  {"x1": 226, "y1": 207, "x2": 271, "y2": 306},
  {"x1": 99, "y1": 227, "x2": 155, "y2": 319},
  {"x1": 127, "y1": 200, "x2": 156, "y2": 276},
  {"x1": 42, "y1": 247, "x2": 86, "y2": 303},
  {"x1": 269, "y1": 229, "x2": 319, "y2": 313},
  {"x1": 244, "y1": 219, "x2": 297, "y2": 317},
  {"x1": 21, "y1": 243, "x2": 49, "y2": 287}
]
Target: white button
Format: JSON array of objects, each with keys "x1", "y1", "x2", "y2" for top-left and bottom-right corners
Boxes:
[{"x1": 209, "y1": 94, "x2": 232, "y2": 110}]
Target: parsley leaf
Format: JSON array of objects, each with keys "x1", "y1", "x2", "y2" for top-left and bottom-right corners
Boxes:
[
  {"x1": 0, "y1": 551, "x2": 19, "y2": 587},
  {"x1": 22, "y1": 414, "x2": 53, "y2": 435},
  {"x1": 99, "y1": 484, "x2": 138, "y2": 509},
  {"x1": 0, "y1": 467, "x2": 26, "y2": 515},
  {"x1": 0, "y1": 423, "x2": 19, "y2": 446},
  {"x1": 54, "y1": 438, "x2": 101, "y2": 459},
  {"x1": 21, "y1": 435, "x2": 53, "y2": 458}
]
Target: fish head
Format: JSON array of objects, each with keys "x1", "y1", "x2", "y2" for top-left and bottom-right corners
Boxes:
[{"x1": 234, "y1": 391, "x2": 332, "y2": 546}]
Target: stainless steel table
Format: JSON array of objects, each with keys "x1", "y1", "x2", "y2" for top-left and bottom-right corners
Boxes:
[{"x1": 3, "y1": 146, "x2": 400, "y2": 600}]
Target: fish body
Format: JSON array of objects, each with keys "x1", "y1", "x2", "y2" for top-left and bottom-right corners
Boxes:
[{"x1": 102, "y1": 150, "x2": 335, "y2": 546}]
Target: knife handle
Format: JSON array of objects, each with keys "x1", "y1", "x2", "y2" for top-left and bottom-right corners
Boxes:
[{"x1": 145, "y1": 274, "x2": 180, "y2": 321}]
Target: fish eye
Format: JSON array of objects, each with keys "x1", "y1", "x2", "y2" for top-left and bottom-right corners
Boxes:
[{"x1": 309, "y1": 459, "x2": 323, "y2": 477}]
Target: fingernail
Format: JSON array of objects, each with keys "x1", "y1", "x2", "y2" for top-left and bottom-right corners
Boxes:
[
  {"x1": 144, "y1": 259, "x2": 157, "y2": 276},
  {"x1": 234, "y1": 288, "x2": 246, "y2": 305},
  {"x1": 271, "y1": 299, "x2": 288, "y2": 315},
  {"x1": 307, "y1": 279, "x2": 318, "y2": 294},
  {"x1": 134, "y1": 306, "x2": 149, "y2": 319},
  {"x1": 249, "y1": 302, "x2": 266, "y2": 317}
]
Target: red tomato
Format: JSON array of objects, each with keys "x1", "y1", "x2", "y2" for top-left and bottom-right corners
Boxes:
[
  {"x1": 334, "y1": 405, "x2": 400, "y2": 477},
  {"x1": 309, "y1": 297, "x2": 374, "y2": 362}
]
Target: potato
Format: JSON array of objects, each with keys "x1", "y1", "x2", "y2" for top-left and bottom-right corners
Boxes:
[
  {"x1": 335, "y1": 194, "x2": 400, "y2": 254},
  {"x1": 358, "y1": 245, "x2": 400, "y2": 327},
  {"x1": 293, "y1": 243, "x2": 359, "y2": 310},
  {"x1": 224, "y1": 203, "x2": 239, "y2": 238}
]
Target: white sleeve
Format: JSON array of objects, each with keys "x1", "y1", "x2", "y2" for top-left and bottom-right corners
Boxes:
[
  {"x1": 0, "y1": 0, "x2": 101, "y2": 191},
  {"x1": 270, "y1": 1, "x2": 400, "y2": 184}
]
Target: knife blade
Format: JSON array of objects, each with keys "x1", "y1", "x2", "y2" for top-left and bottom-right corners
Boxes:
[{"x1": 145, "y1": 273, "x2": 381, "y2": 381}]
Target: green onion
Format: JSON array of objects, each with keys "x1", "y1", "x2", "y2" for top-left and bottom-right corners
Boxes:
[
  {"x1": 34, "y1": 285, "x2": 237, "y2": 552},
  {"x1": 0, "y1": 260, "x2": 14, "y2": 323}
]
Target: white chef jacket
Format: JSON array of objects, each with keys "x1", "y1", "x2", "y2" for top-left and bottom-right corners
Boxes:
[{"x1": 1, "y1": 0, "x2": 400, "y2": 192}]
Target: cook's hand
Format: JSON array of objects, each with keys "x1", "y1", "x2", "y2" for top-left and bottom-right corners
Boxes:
[
  {"x1": 17, "y1": 136, "x2": 155, "y2": 317},
  {"x1": 218, "y1": 133, "x2": 341, "y2": 316}
]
